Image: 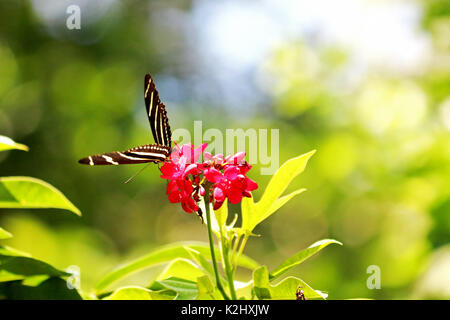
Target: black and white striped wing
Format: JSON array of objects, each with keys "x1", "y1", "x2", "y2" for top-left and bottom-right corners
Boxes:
[
  {"x1": 144, "y1": 74, "x2": 172, "y2": 148},
  {"x1": 78, "y1": 144, "x2": 171, "y2": 166}
]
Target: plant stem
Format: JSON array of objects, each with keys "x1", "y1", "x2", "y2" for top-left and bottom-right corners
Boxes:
[
  {"x1": 230, "y1": 234, "x2": 242, "y2": 274},
  {"x1": 204, "y1": 189, "x2": 230, "y2": 300},
  {"x1": 220, "y1": 228, "x2": 238, "y2": 300},
  {"x1": 231, "y1": 233, "x2": 241, "y2": 258}
]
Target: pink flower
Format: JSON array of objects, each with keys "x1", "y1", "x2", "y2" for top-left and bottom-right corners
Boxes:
[
  {"x1": 171, "y1": 143, "x2": 208, "y2": 165},
  {"x1": 160, "y1": 146, "x2": 203, "y2": 214},
  {"x1": 164, "y1": 176, "x2": 200, "y2": 214},
  {"x1": 204, "y1": 154, "x2": 258, "y2": 209},
  {"x1": 204, "y1": 152, "x2": 224, "y2": 164},
  {"x1": 160, "y1": 160, "x2": 185, "y2": 180},
  {"x1": 225, "y1": 152, "x2": 246, "y2": 165},
  {"x1": 160, "y1": 144, "x2": 257, "y2": 214}
]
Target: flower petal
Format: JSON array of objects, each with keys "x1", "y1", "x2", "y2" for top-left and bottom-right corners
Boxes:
[
  {"x1": 213, "y1": 200, "x2": 224, "y2": 210},
  {"x1": 181, "y1": 200, "x2": 193, "y2": 213},
  {"x1": 185, "y1": 163, "x2": 199, "y2": 175},
  {"x1": 204, "y1": 152, "x2": 213, "y2": 160},
  {"x1": 224, "y1": 166, "x2": 240, "y2": 180},
  {"x1": 245, "y1": 177, "x2": 258, "y2": 191},
  {"x1": 204, "y1": 168, "x2": 223, "y2": 183},
  {"x1": 227, "y1": 152, "x2": 246, "y2": 164},
  {"x1": 160, "y1": 162, "x2": 179, "y2": 179},
  {"x1": 186, "y1": 197, "x2": 199, "y2": 212},
  {"x1": 196, "y1": 143, "x2": 208, "y2": 159},
  {"x1": 226, "y1": 185, "x2": 243, "y2": 204},
  {"x1": 168, "y1": 190, "x2": 181, "y2": 203},
  {"x1": 213, "y1": 186, "x2": 225, "y2": 202},
  {"x1": 166, "y1": 180, "x2": 178, "y2": 195},
  {"x1": 199, "y1": 185, "x2": 205, "y2": 196}
]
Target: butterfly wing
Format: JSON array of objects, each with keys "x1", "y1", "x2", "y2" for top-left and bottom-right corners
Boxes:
[
  {"x1": 144, "y1": 74, "x2": 172, "y2": 148},
  {"x1": 78, "y1": 144, "x2": 171, "y2": 166},
  {"x1": 78, "y1": 74, "x2": 173, "y2": 166}
]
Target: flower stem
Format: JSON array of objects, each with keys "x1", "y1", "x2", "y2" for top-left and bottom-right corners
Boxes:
[
  {"x1": 204, "y1": 189, "x2": 230, "y2": 300},
  {"x1": 221, "y1": 235, "x2": 238, "y2": 299}
]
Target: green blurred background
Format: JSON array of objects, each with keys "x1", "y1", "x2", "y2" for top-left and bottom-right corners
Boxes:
[{"x1": 0, "y1": 0, "x2": 449, "y2": 299}]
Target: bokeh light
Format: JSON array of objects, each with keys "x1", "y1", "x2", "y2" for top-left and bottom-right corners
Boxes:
[{"x1": 0, "y1": 0, "x2": 449, "y2": 299}]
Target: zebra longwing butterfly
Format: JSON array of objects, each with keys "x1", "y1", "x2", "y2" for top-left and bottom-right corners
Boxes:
[{"x1": 78, "y1": 74, "x2": 172, "y2": 166}]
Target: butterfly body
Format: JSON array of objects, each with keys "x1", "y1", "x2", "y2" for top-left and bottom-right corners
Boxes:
[{"x1": 78, "y1": 74, "x2": 172, "y2": 166}]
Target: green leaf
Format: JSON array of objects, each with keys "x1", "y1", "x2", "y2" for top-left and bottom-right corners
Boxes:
[
  {"x1": 242, "y1": 150, "x2": 315, "y2": 232},
  {"x1": 0, "y1": 252, "x2": 79, "y2": 298},
  {"x1": 258, "y1": 150, "x2": 316, "y2": 211},
  {"x1": 197, "y1": 275, "x2": 214, "y2": 294},
  {"x1": 0, "y1": 270, "x2": 25, "y2": 282},
  {"x1": 0, "y1": 245, "x2": 31, "y2": 257},
  {"x1": 104, "y1": 286, "x2": 153, "y2": 300},
  {"x1": 0, "y1": 227, "x2": 12, "y2": 239},
  {"x1": 0, "y1": 256, "x2": 69, "y2": 278},
  {"x1": 127, "y1": 285, "x2": 176, "y2": 300},
  {"x1": 198, "y1": 198, "x2": 220, "y2": 235},
  {"x1": 269, "y1": 277, "x2": 327, "y2": 300},
  {"x1": 214, "y1": 199, "x2": 228, "y2": 229},
  {"x1": 21, "y1": 275, "x2": 49, "y2": 287},
  {"x1": 95, "y1": 241, "x2": 259, "y2": 293},
  {"x1": 196, "y1": 275, "x2": 219, "y2": 300},
  {"x1": 157, "y1": 258, "x2": 205, "y2": 282},
  {"x1": 270, "y1": 239, "x2": 342, "y2": 280},
  {"x1": 235, "y1": 280, "x2": 253, "y2": 299},
  {"x1": 0, "y1": 277, "x2": 82, "y2": 300},
  {"x1": 240, "y1": 197, "x2": 255, "y2": 233},
  {"x1": 0, "y1": 176, "x2": 81, "y2": 216},
  {"x1": 252, "y1": 266, "x2": 326, "y2": 300},
  {"x1": 253, "y1": 266, "x2": 272, "y2": 299},
  {"x1": 0, "y1": 135, "x2": 29, "y2": 152},
  {"x1": 184, "y1": 247, "x2": 215, "y2": 278},
  {"x1": 155, "y1": 277, "x2": 198, "y2": 300},
  {"x1": 148, "y1": 290, "x2": 177, "y2": 300}
]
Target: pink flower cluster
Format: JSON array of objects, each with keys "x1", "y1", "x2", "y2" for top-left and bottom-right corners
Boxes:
[{"x1": 160, "y1": 143, "x2": 258, "y2": 214}]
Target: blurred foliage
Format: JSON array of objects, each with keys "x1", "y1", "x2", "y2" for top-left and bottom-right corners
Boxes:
[
  {"x1": 0, "y1": 0, "x2": 449, "y2": 299},
  {"x1": 0, "y1": 137, "x2": 82, "y2": 299}
]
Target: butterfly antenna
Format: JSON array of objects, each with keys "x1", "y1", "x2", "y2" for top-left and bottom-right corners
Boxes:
[{"x1": 124, "y1": 163, "x2": 152, "y2": 184}]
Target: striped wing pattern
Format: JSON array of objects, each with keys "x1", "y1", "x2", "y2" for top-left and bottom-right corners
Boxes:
[
  {"x1": 144, "y1": 74, "x2": 172, "y2": 148},
  {"x1": 78, "y1": 144, "x2": 171, "y2": 166},
  {"x1": 78, "y1": 74, "x2": 173, "y2": 166}
]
